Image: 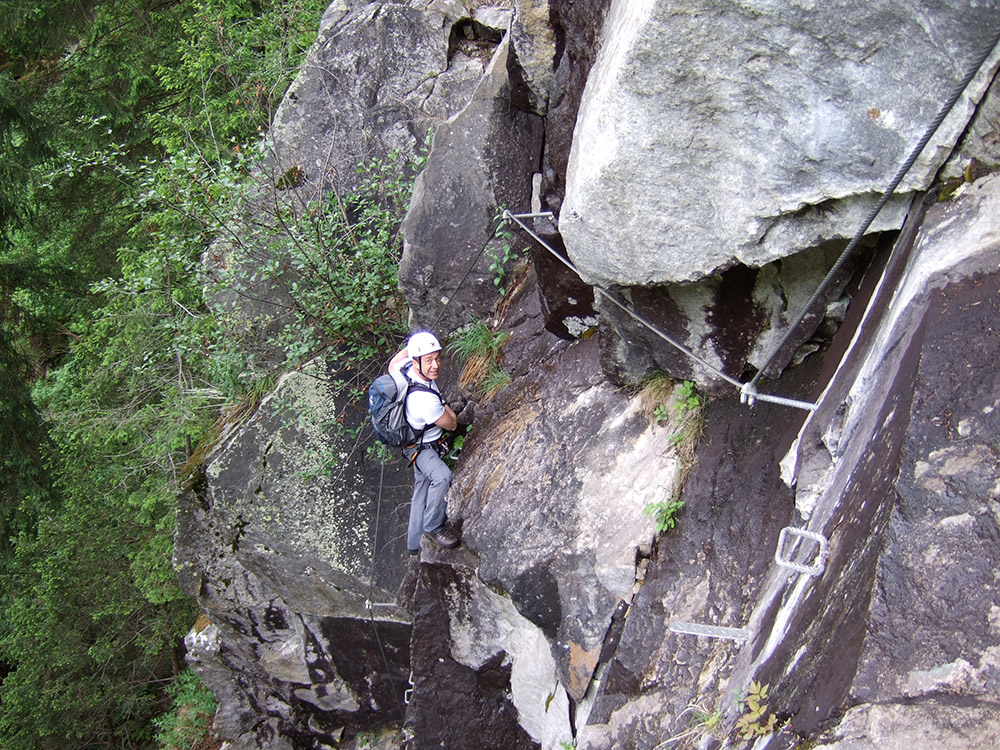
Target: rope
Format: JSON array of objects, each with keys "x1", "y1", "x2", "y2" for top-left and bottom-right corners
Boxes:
[
  {"x1": 747, "y1": 24, "x2": 1000, "y2": 388},
  {"x1": 503, "y1": 210, "x2": 818, "y2": 411},
  {"x1": 506, "y1": 24, "x2": 1000, "y2": 412}
]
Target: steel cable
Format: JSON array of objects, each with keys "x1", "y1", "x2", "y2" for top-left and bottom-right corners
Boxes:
[{"x1": 748, "y1": 24, "x2": 1000, "y2": 388}]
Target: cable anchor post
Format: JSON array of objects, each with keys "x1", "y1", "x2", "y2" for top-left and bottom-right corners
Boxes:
[{"x1": 740, "y1": 382, "x2": 758, "y2": 407}]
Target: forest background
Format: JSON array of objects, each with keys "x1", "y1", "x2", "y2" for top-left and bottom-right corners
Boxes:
[{"x1": 0, "y1": 1, "x2": 415, "y2": 746}]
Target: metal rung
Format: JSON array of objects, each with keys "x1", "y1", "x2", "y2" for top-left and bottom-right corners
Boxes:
[
  {"x1": 364, "y1": 599, "x2": 396, "y2": 610},
  {"x1": 404, "y1": 670, "x2": 414, "y2": 705},
  {"x1": 774, "y1": 527, "x2": 828, "y2": 576},
  {"x1": 740, "y1": 383, "x2": 818, "y2": 412},
  {"x1": 669, "y1": 622, "x2": 751, "y2": 641},
  {"x1": 508, "y1": 210, "x2": 554, "y2": 220}
]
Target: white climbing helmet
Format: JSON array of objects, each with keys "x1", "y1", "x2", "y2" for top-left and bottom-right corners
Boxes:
[{"x1": 408, "y1": 331, "x2": 442, "y2": 359}]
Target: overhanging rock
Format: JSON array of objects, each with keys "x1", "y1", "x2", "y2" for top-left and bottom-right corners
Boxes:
[{"x1": 559, "y1": 0, "x2": 1000, "y2": 288}]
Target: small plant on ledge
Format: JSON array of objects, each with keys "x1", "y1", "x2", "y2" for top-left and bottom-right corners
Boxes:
[
  {"x1": 639, "y1": 375, "x2": 706, "y2": 536},
  {"x1": 654, "y1": 702, "x2": 725, "y2": 749},
  {"x1": 735, "y1": 680, "x2": 777, "y2": 742},
  {"x1": 447, "y1": 321, "x2": 512, "y2": 398},
  {"x1": 643, "y1": 496, "x2": 685, "y2": 534}
]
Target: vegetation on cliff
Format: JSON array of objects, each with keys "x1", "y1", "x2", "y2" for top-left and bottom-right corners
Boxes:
[{"x1": 0, "y1": 1, "x2": 359, "y2": 746}]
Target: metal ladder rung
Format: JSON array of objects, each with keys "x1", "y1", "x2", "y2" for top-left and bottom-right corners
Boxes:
[
  {"x1": 404, "y1": 670, "x2": 414, "y2": 705},
  {"x1": 668, "y1": 622, "x2": 751, "y2": 641},
  {"x1": 774, "y1": 526, "x2": 828, "y2": 576}
]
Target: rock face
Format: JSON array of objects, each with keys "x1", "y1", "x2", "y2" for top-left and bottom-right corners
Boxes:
[
  {"x1": 178, "y1": 2, "x2": 1000, "y2": 749},
  {"x1": 404, "y1": 549, "x2": 549, "y2": 750},
  {"x1": 448, "y1": 327, "x2": 666, "y2": 703},
  {"x1": 574, "y1": 173, "x2": 1000, "y2": 750},
  {"x1": 396, "y1": 271, "x2": 687, "y2": 749},
  {"x1": 555, "y1": 0, "x2": 1000, "y2": 390},
  {"x1": 174, "y1": 362, "x2": 414, "y2": 747},
  {"x1": 790, "y1": 175, "x2": 1000, "y2": 744},
  {"x1": 205, "y1": 0, "x2": 503, "y2": 366},
  {"x1": 592, "y1": 236, "x2": 878, "y2": 392},
  {"x1": 560, "y1": 0, "x2": 1000, "y2": 287},
  {"x1": 270, "y1": 0, "x2": 486, "y2": 197},
  {"x1": 398, "y1": 33, "x2": 544, "y2": 334},
  {"x1": 528, "y1": 0, "x2": 609, "y2": 339}
]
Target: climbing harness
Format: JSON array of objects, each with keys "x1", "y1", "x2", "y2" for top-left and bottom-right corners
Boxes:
[{"x1": 405, "y1": 437, "x2": 449, "y2": 466}]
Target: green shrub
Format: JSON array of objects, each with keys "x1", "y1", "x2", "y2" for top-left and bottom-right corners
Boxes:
[
  {"x1": 643, "y1": 498, "x2": 685, "y2": 533},
  {"x1": 155, "y1": 669, "x2": 219, "y2": 750},
  {"x1": 447, "y1": 321, "x2": 512, "y2": 398}
]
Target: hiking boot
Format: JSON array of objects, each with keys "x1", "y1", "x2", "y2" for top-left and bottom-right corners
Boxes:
[{"x1": 424, "y1": 526, "x2": 460, "y2": 549}]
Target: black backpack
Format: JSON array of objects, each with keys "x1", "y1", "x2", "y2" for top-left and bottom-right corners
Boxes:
[{"x1": 368, "y1": 372, "x2": 436, "y2": 447}]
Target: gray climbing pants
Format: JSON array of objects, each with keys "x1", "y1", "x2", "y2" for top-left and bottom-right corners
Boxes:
[{"x1": 405, "y1": 443, "x2": 451, "y2": 551}]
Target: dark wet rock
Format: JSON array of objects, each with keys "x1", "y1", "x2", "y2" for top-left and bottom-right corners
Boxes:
[
  {"x1": 734, "y1": 175, "x2": 1000, "y2": 741},
  {"x1": 538, "y1": 0, "x2": 611, "y2": 215},
  {"x1": 405, "y1": 558, "x2": 542, "y2": 750},
  {"x1": 526, "y1": 215, "x2": 598, "y2": 342},
  {"x1": 523, "y1": 0, "x2": 609, "y2": 339},
  {"x1": 850, "y1": 273, "x2": 1000, "y2": 706},
  {"x1": 399, "y1": 34, "x2": 544, "y2": 335},
  {"x1": 596, "y1": 236, "x2": 883, "y2": 393},
  {"x1": 575, "y1": 370, "x2": 805, "y2": 748}
]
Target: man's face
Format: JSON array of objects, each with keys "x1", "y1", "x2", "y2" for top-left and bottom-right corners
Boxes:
[{"x1": 416, "y1": 351, "x2": 442, "y2": 380}]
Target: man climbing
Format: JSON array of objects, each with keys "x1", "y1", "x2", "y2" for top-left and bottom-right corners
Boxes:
[{"x1": 388, "y1": 331, "x2": 461, "y2": 554}]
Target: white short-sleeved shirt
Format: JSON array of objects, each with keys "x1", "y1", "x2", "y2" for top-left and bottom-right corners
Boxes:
[{"x1": 390, "y1": 360, "x2": 445, "y2": 443}]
